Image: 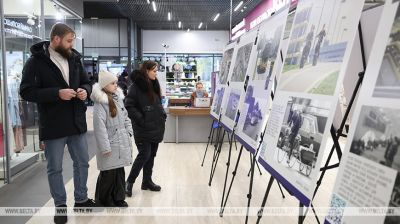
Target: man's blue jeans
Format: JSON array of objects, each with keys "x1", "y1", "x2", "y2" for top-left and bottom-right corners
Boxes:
[{"x1": 44, "y1": 134, "x2": 89, "y2": 206}]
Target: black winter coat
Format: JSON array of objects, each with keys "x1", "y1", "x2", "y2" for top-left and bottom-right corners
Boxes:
[
  {"x1": 125, "y1": 71, "x2": 166, "y2": 143},
  {"x1": 20, "y1": 41, "x2": 92, "y2": 140}
]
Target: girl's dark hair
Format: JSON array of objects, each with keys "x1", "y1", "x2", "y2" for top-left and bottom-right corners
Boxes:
[
  {"x1": 103, "y1": 88, "x2": 117, "y2": 118},
  {"x1": 140, "y1": 60, "x2": 161, "y2": 103}
]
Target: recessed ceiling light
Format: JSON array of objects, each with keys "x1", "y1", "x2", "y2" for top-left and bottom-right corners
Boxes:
[
  {"x1": 187, "y1": 28, "x2": 190, "y2": 32},
  {"x1": 146, "y1": 0, "x2": 150, "y2": 4},
  {"x1": 234, "y1": 1, "x2": 243, "y2": 12},
  {"x1": 152, "y1": 1, "x2": 157, "y2": 12},
  {"x1": 178, "y1": 21, "x2": 181, "y2": 28},
  {"x1": 198, "y1": 22, "x2": 203, "y2": 29},
  {"x1": 168, "y1": 12, "x2": 171, "y2": 21},
  {"x1": 213, "y1": 13, "x2": 220, "y2": 21}
]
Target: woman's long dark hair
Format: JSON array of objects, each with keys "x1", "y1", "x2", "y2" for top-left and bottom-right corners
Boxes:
[{"x1": 140, "y1": 60, "x2": 161, "y2": 103}]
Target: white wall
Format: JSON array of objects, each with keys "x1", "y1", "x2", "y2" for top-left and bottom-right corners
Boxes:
[{"x1": 142, "y1": 30, "x2": 229, "y2": 54}]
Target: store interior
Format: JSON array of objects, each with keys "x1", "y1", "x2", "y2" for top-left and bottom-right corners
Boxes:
[{"x1": 0, "y1": 0, "x2": 399, "y2": 224}]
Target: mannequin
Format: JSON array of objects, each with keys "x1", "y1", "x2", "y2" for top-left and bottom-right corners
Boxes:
[{"x1": 7, "y1": 66, "x2": 24, "y2": 153}]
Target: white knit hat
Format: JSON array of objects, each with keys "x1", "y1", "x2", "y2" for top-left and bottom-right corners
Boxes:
[{"x1": 98, "y1": 70, "x2": 117, "y2": 89}]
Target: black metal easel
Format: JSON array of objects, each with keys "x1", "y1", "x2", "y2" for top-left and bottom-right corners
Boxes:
[
  {"x1": 255, "y1": 21, "x2": 367, "y2": 224},
  {"x1": 201, "y1": 119, "x2": 218, "y2": 167}
]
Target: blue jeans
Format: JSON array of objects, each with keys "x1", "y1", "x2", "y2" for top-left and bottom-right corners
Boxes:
[{"x1": 44, "y1": 134, "x2": 89, "y2": 206}]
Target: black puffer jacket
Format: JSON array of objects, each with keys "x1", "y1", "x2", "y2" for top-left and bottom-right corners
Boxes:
[
  {"x1": 125, "y1": 70, "x2": 166, "y2": 143},
  {"x1": 20, "y1": 41, "x2": 92, "y2": 140}
]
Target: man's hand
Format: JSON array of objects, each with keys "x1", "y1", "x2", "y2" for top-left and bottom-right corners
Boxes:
[
  {"x1": 77, "y1": 88, "x2": 87, "y2": 101},
  {"x1": 59, "y1": 89, "x2": 77, "y2": 101}
]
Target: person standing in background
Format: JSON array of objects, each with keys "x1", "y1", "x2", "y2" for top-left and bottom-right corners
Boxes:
[{"x1": 124, "y1": 61, "x2": 167, "y2": 197}]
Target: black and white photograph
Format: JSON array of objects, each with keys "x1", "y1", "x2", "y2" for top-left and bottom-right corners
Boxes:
[
  {"x1": 224, "y1": 89, "x2": 241, "y2": 121},
  {"x1": 211, "y1": 86, "x2": 225, "y2": 116},
  {"x1": 384, "y1": 172, "x2": 400, "y2": 224},
  {"x1": 252, "y1": 24, "x2": 284, "y2": 81},
  {"x1": 278, "y1": 0, "x2": 364, "y2": 95},
  {"x1": 219, "y1": 48, "x2": 235, "y2": 85},
  {"x1": 242, "y1": 85, "x2": 268, "y2": 141},
  {"x1": 349, "y1": 106, "x2": 400, "y2": 172},
  {"x1": 275, "y1": 96, "x2": 330, "y2": 177},
  {"x1": 230, "y1": 43, "x2": 253, "y2": 82},
  {"x1": 373, "y1": 4, "x2": 400, "y2": 99}
]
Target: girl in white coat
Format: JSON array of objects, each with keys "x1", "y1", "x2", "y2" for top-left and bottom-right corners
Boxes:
[{"x1": 91, "y1": 70, "x2": 133, "y2": 207}]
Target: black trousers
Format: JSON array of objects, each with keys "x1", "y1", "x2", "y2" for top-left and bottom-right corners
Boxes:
[
  {"x1": 127, "y1": 142, "x2": 159, "y2": 184},
  {"x1": 95, "y1": 167, "x2": 125, "y2": 206}
]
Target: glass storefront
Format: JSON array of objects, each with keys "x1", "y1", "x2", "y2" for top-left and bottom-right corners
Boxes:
[
  {"x1": 0, "y1": 0, "x2": 82, "y2": 185},
  {"x1": 0, "y1": 0, "x2": 5, "y2": 184}
]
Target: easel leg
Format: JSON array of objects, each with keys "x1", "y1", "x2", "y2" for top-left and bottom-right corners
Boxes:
[
  {"x1": 201, "y1": 121, "x2": 216, "y2": 167},
  {"x1": 298, "y1": 202, "x2": 305, "y2": 224},
  {"x1": 277, "y1": 182, "x2": 285, "y2": 199},
  {"x1": 220, "y1": 145, "x2": 244, "y2": 216},
  {"x1": 245, "y1": 153, "x2": 257, "y2": 224},
  {"x1": 209, "y1": 130, "x2": 226, "y2": 186},
  {"x1": 219, "y1": 131, "x2": 235, "y2": 216},
  {"x1": 256, "y1": 176, "x2": 275, "y2": 224}
]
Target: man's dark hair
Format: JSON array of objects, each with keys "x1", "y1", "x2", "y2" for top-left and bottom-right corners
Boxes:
[{"x1": 50, "y1": 23, "x2": 76, "y2": 41}]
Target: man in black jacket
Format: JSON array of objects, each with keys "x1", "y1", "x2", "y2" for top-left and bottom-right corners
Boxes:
[{"x1": 20, "y1": 23, "x2": 96, "y2": 224}]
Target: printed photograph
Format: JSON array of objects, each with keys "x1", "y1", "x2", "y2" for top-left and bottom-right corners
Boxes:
[
  {"x1": 212, "y1": 87, "x2": 225, "y2": 116},
  {"x1": 230, "y1": 43, "x2": 253, "y2": 82},
  {"x1": 385, "y1": 172, "x2": 400, "y2": 224},
  {"x1": 252, "y1": 23, "x2": 284, "y2": 82},
  {"x1": 349, "y1": 106, "x2": 400, "y2": 172},
  {"x1": 275, "y1": 96, "x2": 330, "y2": 177},
  {"x1": 242, "y1": 86, "x2": 268, "y2": 141},
  {"x1": 373, "y1": 4, "x2": 400, "y2": 99},
  {"x1": 224, "y1": 89, "x2": 241, "y2": 121},
  {"x1": 279, "y1": 0, "x2": 363, "y2": 95},
  {"x1": 219, "y1": 48, "x2": 235, "y2": 85}
]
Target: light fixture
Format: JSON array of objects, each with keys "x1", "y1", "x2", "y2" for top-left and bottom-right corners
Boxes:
[
  {"x1": 168, "y1": 12, "x2": 171, "y2": 21},
  {"x1": 152, "y1": 1, "x2": 157, "y2": 12},
  {"x1": 91, "y1": 17, "x2": 98, "y2": 20},
  {"x1": 27, "y1": 18, "x2": 35, "y2": 26},
  {"x1": 234, "y1": 1, "x2": 244, "y2": 12},
  {"x1": 146, "y1": 0, "x2": 150, "y2": 4},
  {"x1": 178, "y1": 21, "x2": 181, "y2": 28},
  {"x1": 213, "y1": 13, "x2": 220, "y2": 21},
  {"x1": 56, "y1": 12, "x2": 63, "y2": 20},
  {"x1": 79, "y1": 20, "x2": 82, "y2": 24},
  {"x1": 198, "y1": 22, "x2": 203, "y2": 29},
  {"x1": 187, "y1": 28, "x2": 190, "y2": 32}
]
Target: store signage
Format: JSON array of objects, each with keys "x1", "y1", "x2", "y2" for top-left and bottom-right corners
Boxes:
[
  {"x1": 231, "y1": 19, "x2": 246, "y2": 35},
  {"x1": 3, "y1": 18, "x2": 33, "y2": 39},
  {"x1": 231, "y1": 29, "x2": 246, "y2": 41},
  {"x1": 249, "y1": 11, "x2": 269, "y2": 29}
]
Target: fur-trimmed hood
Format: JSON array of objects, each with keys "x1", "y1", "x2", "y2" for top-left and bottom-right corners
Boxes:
[{"x1": 90, "y1": 83, "x2": 124, "y2": 104}]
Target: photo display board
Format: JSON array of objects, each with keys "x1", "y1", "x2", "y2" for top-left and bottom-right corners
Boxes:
[
  {"x1": 210, "y1": 42, "x2": 236, "y2": 120},
  {"x1": 326, "y1": 2, "x2": 400, "y2": 224},
  {"x1": 219, "y1": 30, "x2": 259, "y2": 131},
  {"x1": 257, "y1": 0, "x2": 365, "y2": 206},
  {"x1": 235, "y1": 6, "x2": 290, "y2": 154}
]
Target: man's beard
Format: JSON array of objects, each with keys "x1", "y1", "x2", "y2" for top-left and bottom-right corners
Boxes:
[{"x1": 55, "y1": 45, "x2": 72, "y2": 58}]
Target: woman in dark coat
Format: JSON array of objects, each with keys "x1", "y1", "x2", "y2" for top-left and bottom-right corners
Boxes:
[{"x1": 124, "y1": 60, "x2": 167, "y2": 197}]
